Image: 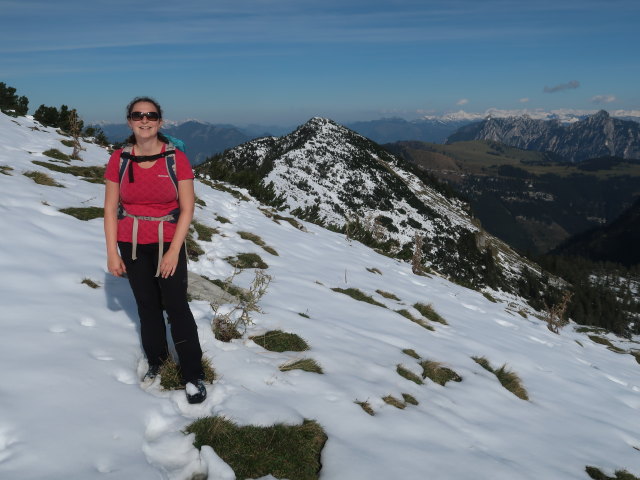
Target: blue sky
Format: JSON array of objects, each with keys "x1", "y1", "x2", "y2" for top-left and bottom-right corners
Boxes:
[{"x1": 1, "y1": 0, "x2": 638, "y2": 125}]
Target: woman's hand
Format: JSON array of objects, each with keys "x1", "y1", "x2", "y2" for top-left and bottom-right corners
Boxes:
[
  {"x1": 107, "y1": 253, "x2": 127, "y2": 277},
  {"x1": 159, "y1": 249, "x2": 180, "y2": 278}
]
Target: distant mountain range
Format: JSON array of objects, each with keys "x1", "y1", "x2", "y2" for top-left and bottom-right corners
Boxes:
[
  {"x1": 97, "y1": 110, "x2": 640, "y2": 166},
  {"x1": 446, "y1": 110, "x2": 640, "y2": 162}
]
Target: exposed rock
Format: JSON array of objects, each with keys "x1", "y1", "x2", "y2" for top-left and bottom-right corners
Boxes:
[{"x1": 187, "y1": 271, "x2": 239, "y2": 304}]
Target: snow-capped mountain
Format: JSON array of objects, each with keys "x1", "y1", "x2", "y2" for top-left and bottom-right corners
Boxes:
[
  {"x1": 446, "y1": 110, "x2": 640, "y2": 162},
  {"x1": 197, "y1": 117, "x2": 531, "y2": 290},
  {"x1": 423, "y1": 108, "x2": 640, "y2": 124}
]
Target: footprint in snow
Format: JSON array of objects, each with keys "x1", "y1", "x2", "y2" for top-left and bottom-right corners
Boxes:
[
  {"x1": 48, "y1": 325, "x2": 68, "y2": 334},
  {"x1": 528, "y1": 336, "x2": 554, "y2": 347},
  {"x1": 114, "y1": 369, "x2": 138, "y2": 385},
  {"x1": 0, "y1": 425, "x2": 18, "y2": 464},
  {"x1": 95, "y1": 457, "x2": 115, "y2": 474},
  {"x1": 462, "y1": 303, "x2": 485, "y2": 312},
  {"x1": 90, "y1": 350, "x2": 114, "y2": 361},
  {"x1": 495, "y1": 319, "x2": 517, "y2": 329},
  {"x1": 605, "y1": 374, "x2": 628, "y2": 387},
  {"x1": 80, "y1": 317, "x2": 96, "y2": 327}
]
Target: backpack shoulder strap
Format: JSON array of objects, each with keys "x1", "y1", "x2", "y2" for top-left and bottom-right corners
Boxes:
[
  {"x1": 118, "y1": 145, "x2": 133, "y2": 186},
  {"x1": 164, "y1": 142, "x2": 179, "y2": 198}
]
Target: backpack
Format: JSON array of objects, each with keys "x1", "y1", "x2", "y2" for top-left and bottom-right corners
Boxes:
[
  {"x1": 118, "y1": 140, "x2": 182, "y2": 197},
  {"x1": 116, "y1": 139, "x2": 187, "y2": 274}
]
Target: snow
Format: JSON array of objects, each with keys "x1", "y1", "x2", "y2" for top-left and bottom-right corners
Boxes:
[
  {"x1": 1, "y1": 111, "x2": 640, "y2": 479},
  {"x1": 422, "y1": 108, "x2": 640, "y2": 124}
]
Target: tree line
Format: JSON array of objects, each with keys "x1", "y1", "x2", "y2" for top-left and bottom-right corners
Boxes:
[{"x1": 0, "y1": 82, "x2": 108, "y2": 146}]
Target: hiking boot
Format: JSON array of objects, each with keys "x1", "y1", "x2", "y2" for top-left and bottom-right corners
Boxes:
[
  {"x1": 185, "y1": 379, "x2": 207, "y2": 404},
  {"x1": 143, "y1": 364, "x2": 161, "y2": 382}
]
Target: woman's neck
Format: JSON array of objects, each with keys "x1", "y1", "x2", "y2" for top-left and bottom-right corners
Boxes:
[{"x1": 133, "y1": 137, "x2": 164, "y2": 156}]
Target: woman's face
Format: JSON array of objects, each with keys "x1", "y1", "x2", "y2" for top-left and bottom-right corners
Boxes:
[{"x1": 127, "y1": 101, "x2": 163, "y2": 141}]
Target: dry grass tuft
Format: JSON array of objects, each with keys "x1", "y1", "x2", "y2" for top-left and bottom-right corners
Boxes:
[{"x1": 419, "y1": 360, "x2": 462, "y2": 386}]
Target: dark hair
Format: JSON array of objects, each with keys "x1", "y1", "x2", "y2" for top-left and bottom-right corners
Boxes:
[
  {"x1": 126, "y1": 96, "x2": 163, "y2": 119},
  {"x1": 125, "y1": 96, "x2": 168, "y2": 145}
]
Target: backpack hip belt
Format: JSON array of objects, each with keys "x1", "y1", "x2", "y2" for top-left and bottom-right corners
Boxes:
[{"x1": 118, "y1": 206, "x2": 180, "y2": 277}]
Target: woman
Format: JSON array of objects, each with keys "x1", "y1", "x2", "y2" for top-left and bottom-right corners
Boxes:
[{"x1": 104, "y1": 97, "x2": 206, "y2": 404}]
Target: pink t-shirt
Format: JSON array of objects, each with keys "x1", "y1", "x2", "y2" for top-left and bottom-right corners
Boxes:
[{"x1": 104, "y1": 146, "x2": 194, "y2": 244}]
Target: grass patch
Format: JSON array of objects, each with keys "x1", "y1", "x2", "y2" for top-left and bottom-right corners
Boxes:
[
  {"x1": 420, "y1": 360, "x2": 462, "y2": 386},
  {"x1": 186, "y1": 229, "x2": 205, "y2": 261},
  {"x1": 331, "y1": 287, "x2": 387, "y2": 308},
  {"x1": 0, "y1": 165, "x2": 13, "y2": 175},
  {"x1": 81, "y1": 278, "x2": 99, "y2": 289},
  {"x1": 60, "y1": 139, "x2": 75, "y2": 148},
  {"x1": 186, "y1": 417, "x2": 327, "y2": 480},
  {"x1": 396, "y1": 364, "x2": 423, "y2": 385},
  {"x1": 588, "y1": 335, "x2": 615, "y2": 348},
  {"x1": 586, "y1": 466, "x2": 640, "y2": 480},
  {"x1": 159, "y1": 356, "x2": 216, "y2": 390},
  {"x1": 518, "y1": 309, "x2": 528, "y2": 318},
  {"x1": 382, "y1": 395, "x2": 405, "y2": 409},
  {"x1": 280, "y1": 358, "x2": 323, "y2": 374},
  {"x1": 482, "y1": 291, "x2": 498, "y2": 303},
  {"x1": 206, "y1": 277, "x2": 247, "y2": 302},
  {"x1": 576, "y1": 326, "x2": 606, "y2": 334},
  {"x1": 24, "y1": 170, "x2": 64, "y2": 187},
  {"x1": 238, "y1": 231, "x2": 279, "y2": 256},
  {"x1": 239, "y1": 231, "x2": 266, "y2": 246},
  {"x1": 413, "y1": 302, "x2": 448, "y2": 325},
  {"x1": 366, "y1": 267, "x2": 382, "y2": 275},
  {"x1": 216, "y1": 215, "x2": 231, "y2": 224},
  {"x1": 472, "y1": 356, "x2": 528, "y2": 400},
  {"x1": 59, "y1": 206, "x2": 104, "y2": 220},
  {"x1": 402, "y1": 393, "x2": 419, "y2": 405},
  {"x1": 32, "y1": 160, "x2": 105, "y2": 183},
  {"x1": 355, "y1": 400, "x2": 375, "y2": 416},
  {"x1": 226, "y1": 253, "x2": 268, "y2": 269},
  {"x1": 42, "y1": 148, "x2": 70, "y2": 161},
  {"x1": 273, "y1": 213, "x2": 306, "y2": 230},
  {"x1": 251, "y1": 330, "x2": 309, "y2": 352},
  {"x1": 298, "y1": 312, "x2": 310, "y2": 318},
  {"x1": 396, "y1": 309, "x2": 434, "y2": 331},
  {"x1": 194, "y1": 196, "x2": 206, "y2": 207},
  {"x1": 402, "y1": 348, "x2": 420, "y2": 359},
  {"x1": 200, "y1": 179, "x2": 250, "y2": 201},
  {"x1": 376, "y1": 289, "x2": 400, "y2": 301},
  {"x1": 631, "y1": 351, "x2": 640, "y2": 364},
  {"x1": 192, "y1": 220, "x2": 218, "y2": 242},
  {"x1": 262, "y1": 245, "x2": 279, "y2": 256}
]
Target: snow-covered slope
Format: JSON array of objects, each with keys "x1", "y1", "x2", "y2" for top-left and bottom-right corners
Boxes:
[
  {"x1": 198, "y1": 117, "x2": 528, "y2": 289},
  {"x1": 2, "y1": 112, "x2": 640, "y2": 479}
]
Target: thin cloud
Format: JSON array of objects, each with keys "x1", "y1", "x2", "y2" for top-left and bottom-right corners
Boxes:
[
  {"x1": 519, "y1": 98, "x2": 530, "y2": 103},
  {"x1": 543, "y1": 80, "x2": 580, "y2": 93},
  {"x1": 591, "y1": 94, "x2": 616, "y2": 104},
  {"x1": 456, "y1": 98, "x2": 469, "y2": 106}
]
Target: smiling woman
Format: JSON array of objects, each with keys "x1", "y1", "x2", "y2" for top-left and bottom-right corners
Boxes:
[{"x1": 103, "y1": 96, "x2": 208, "y2": 404}]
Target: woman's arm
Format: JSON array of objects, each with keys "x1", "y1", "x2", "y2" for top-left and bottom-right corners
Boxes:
[
  {"x1": 158, "y1": 179, "x2": 195, "y2": 278},
  {"x1": 104, "y1": 180, "x2": 126, "y2": 276}
]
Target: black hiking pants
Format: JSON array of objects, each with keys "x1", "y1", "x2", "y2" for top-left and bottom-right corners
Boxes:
[{"x1": 118, "y1": 241, "x2": 204, "y2": 384}]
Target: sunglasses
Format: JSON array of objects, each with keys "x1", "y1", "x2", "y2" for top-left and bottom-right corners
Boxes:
[{"x1": 128, "y1": 111, "x2": 160, "y2": 121}]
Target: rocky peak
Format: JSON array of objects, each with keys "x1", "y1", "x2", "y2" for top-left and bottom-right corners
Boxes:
[
  {"x1": 197, "y1": 117, "x2": 523, "y2": 289},
  {"x1": 446, "y1": 110, "x2": 640, "y2": 162}
]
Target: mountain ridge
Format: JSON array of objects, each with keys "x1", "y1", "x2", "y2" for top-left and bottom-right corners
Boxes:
[{"x1": 446, "y1": 110, "x2": 640, "y2": 162}]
